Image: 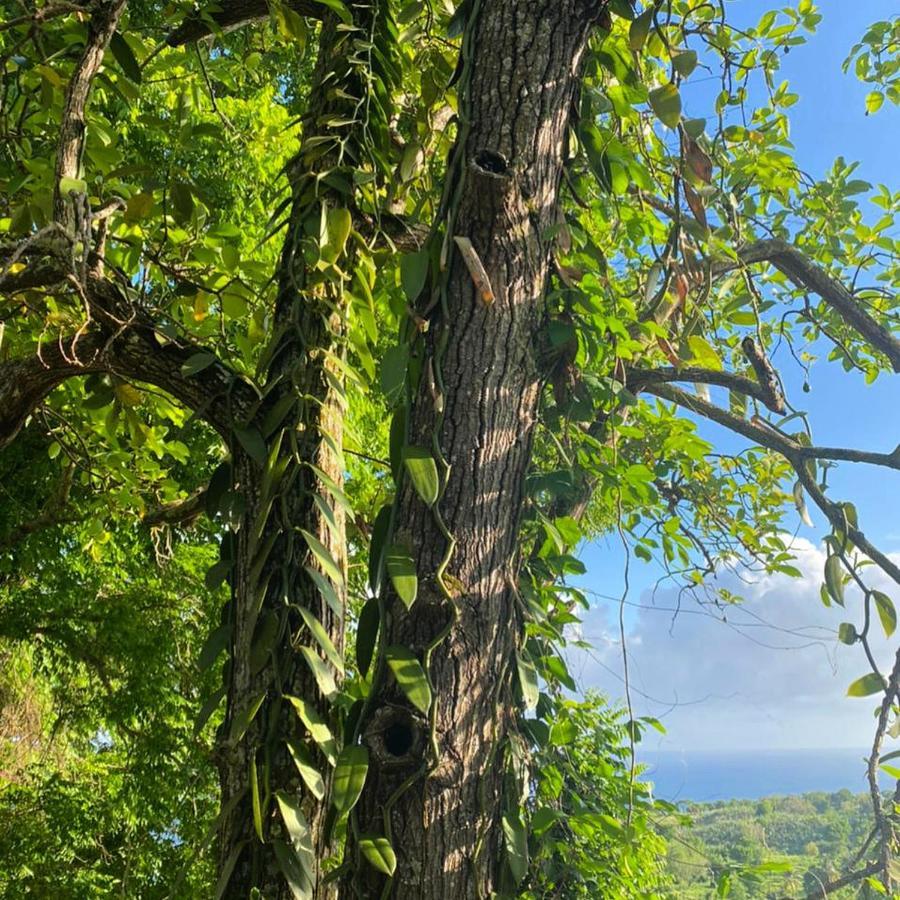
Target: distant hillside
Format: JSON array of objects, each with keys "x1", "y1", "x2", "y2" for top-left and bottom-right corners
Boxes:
[{"x1": 661, "y1": 790, "x2": 877, "y2": 898}]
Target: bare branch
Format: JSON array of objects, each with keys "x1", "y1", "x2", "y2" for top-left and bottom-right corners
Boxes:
[
  {"x1": 142, "y1": 489, "x2": 207, "y2": 527},
  {"x1": 626, "y1": 365, "x2": 780, "y2": 412},
  {"x1": 54, "y1": 0, "x2": 128, "y2": 226},
  {"x1": 740, "y1": 336, "x2": 785, "y2": 413},
  {"x1": 0, "y1": 2, "x2": 89, "y2": 34}
]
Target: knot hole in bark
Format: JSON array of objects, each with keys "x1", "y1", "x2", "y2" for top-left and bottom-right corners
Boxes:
[
  {"x1": 473, "y1": 148, "x2": 510, "y2": 178},
  {"x1": 365, "y1": 705, "x2": 426, "y2": 766}
]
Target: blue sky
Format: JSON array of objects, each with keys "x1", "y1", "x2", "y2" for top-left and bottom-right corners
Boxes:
[{"x1": 574, "y1": 2, "x2": 900, "y2": 752}]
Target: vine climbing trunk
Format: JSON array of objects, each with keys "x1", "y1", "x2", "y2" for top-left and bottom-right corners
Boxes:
[
  {"x1": 346, "y1": 2, "x2": 604, "y2": 897},
  {"x1": 214, "y1": 7, "x2": 397, "y2": 896}
]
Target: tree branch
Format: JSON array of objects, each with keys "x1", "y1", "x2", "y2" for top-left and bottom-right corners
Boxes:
[
  {"x1": 626, "y1": 365, "x2": 782, "y2": 413},
  {"x1": 165, "y1": 0, "x2": 324, "y2": 47},
  {"x1": 54, "y1": 0, "x2": 128, "y2": 226},
  {"x1": 780, "y1": 861, "x2": 881, "y2": 900},
  {"x1": 142, "y1": 488, "x2": 207, "y2": 527},
  {"x1": 632, "y1": 190, "x2": 900, "y2": 373},
  {"x1": 731, "y1": 239, "x2": 900, "y2": 373},
  {"x1": 0, "y1": 322, "x2": 257, "y2": 449}
]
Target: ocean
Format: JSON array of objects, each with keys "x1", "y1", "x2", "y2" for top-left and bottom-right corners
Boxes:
[{"x1": 639, "y1": 748, "x2": 891, "y2": 802}]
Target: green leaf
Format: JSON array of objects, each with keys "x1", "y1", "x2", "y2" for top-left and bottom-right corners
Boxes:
[
  {"x1": 304, "y1": 565, "x2": 343, "y2": 619},
  {"x1": 214, "y1": 840, "x2": 248, "y2": 899},
  {"x1": 672, "y1": 49, "x2": 698, "y2": 77},
  {"x1": 516, "y1": 651, "x2": 539, "y2": 710},
  {"x1": 322, "y1": 207, "x2": 352, "y2": 261},
  {"x1": 502, "y1": 811, "x2": 529, "y2": 884},
  {"x1": 386, "y1": 544, "x2": 417, "y2": 609},
  {"x1": 866, "y1": 91, "x2": 885, "y2": 114},
  {"x1": 300, "y1": 529, "x2": 344, "y2": 587},
  {"x1": 170, "y1": 181, "x2": 194, "y2": 223},
  {"x1": 285, "y1": 740, "x2": 325, "y2": 800},
  {"x1": 402, "y1": 446, "x2": 440, "y2": 506},
  {"x1": 234, "y1": 425, "x2": 268, "y2": 466},
  {"x1": 250, "y1": 755, "x2": 264, "y2": 842},
  {"x1": 194, "y1": 685, "x2": 226, "y2": 736},
  {"x1": 297, "y1": 606, "x2": 343, "y2": 674},
  {"x1": 400, "y1": 250, "x2": 429, "y2": 303},
  {"x1": 629, "y1": 9, "x2": 653, "y2": 51},
  {"x1": 332, "y1": 745, "x2": 369, "y2": 813},
  {"x1": 687, "y1": 335, "x2": 722, "y2": 370},
  {"x1": 824, "y1": 555, "x2": 845, "y2": 606},
  {"x1": 308, "y1": 0, "x2": 352, "y2": 25},
  {"x1": 359, "y1": 835, "x2": 396, "y2": 876},
  {"x1": 229, "y1": 690, "x2": 266, "y2": 742},
  {"x1": 368, "y1": 505, "x2": 392, "y2": 593},
  {"x1": 287, "y1": 696, "x2": 337, "y2": 765},
  {"x1": 649, "y1": 84, "x2": 682, "y2": 128},
  {"x1": 385, "y1": 645, "x2": 432, "y2": 713},
  {"x1": 356, "y1": 598, "x2": 379, "y2": 678},
  {"x1": 58, "y1": 176, "x2": 88, "y2": 195},
  {"x1": 181, "y1": 352, "x2": 217, "y2": 377},
  {"x1": 198, "y1": 624, "x2": 231, "y2": 671},
  {"x1": 109, "y1": 32, "x2": 142, "y2": 83},
  {"x1": 275, "y1": 791, "x2": 315, "y2": 875},
  {"x1": 299, "y1": 646, "x2": 338, "y2": 699},
  {"x1": 272, "y1": 840, "x2": 313, "y2": 900},
  {"x1": 838, "y1": 622, "x2": 858, "y2": 645},
  {"x1": 847, "y1": 673, "x2": 886, "y2": 697},
  {"x1": 380, "y1": 344, "x2": 409, "y2": 405},
  {"x1": 873, "y1": 591, "x2": 897, "y2": 638}
]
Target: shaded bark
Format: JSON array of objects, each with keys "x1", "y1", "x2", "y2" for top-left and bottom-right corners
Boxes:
[
  {"x1": 346, "y1": 3, "x2": 603, "y2": 897},
  {"x1": 214, "y1": 7, "x2": 389, "y2": 895}
]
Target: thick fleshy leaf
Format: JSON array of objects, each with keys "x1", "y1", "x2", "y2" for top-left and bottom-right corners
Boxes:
[
  {"x1": 824, "y1": 555, "x2": 845, "y2": 606},
  {"x1": 386, "y1": 544, "x2": 417, "y2": 609},
  {"x1": 847, "y1": 673, "x2": 886, "y2": 697},
  {"x1": 873, "y1": 591, "x2": 897, "y2": 637},
  {"x1": 385, "y1": 645, "x2": 431, "y2": 713},
  {"x1": 299, "y1": 646, "x2": 338, "y2": 699},
  {"x1": 502, "y1": 811, "x2": 529, "y2": 883},
  {"x1": 285, "y1": 740, "x2": 325, "y2": 800},
  {"x1": 359, "y1": 835, "x2": 396, "y2": 876},
  {"x1": 356, "y1": 598, "x2": 379, "y2": 678},
  {"x1": 287, "y1": 696, "x2": 337, "y2": 765},
  {"x1": 332, "y1": 745, "x2": 369, "y2": 814},
  {"x1": 402, "y1": 446, "x2": 440, "y2": 506},
  {"x1": 297, "y1": 606, "x2": 343, "y2": 673},
  {"x1": 649, "y1": 84, "x2": 682, "y2": 128}
]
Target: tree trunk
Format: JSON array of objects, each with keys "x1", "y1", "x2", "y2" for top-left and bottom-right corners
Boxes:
[
  {"x1": 347, "y1": 3, "x2": 601, "y2": 897},
  {"x1": 215, "y1": 13, "x2": 364, "y2": 897}
]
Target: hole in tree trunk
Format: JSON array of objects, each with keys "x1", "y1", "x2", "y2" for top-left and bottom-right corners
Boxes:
[
  {"x1": 384, "y1": 722, "x2": 414, "y2": 757},
  {"x1": 365, "y1": 705, "x2": 425, "y2": 765},
  {"x1": 473, "y1": 148, "x2": 510, "y2": 176}
]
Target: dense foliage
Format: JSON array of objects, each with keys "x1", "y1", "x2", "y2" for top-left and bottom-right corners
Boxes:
[
  {"x1": 667, "y1": 791, "x2": 882, "y2": 899},
  {"x1": 1, "y1": 0, "x2": 898, "y2": 896}
]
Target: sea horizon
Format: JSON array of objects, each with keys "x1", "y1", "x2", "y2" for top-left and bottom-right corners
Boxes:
[{"x1": 638, "y1": 746, "x2": 893, "y2": 803}]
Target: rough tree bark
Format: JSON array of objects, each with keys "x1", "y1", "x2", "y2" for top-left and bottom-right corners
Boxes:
[{"x1": 346, "y1": 3, "x2": 605, "y2": 897}]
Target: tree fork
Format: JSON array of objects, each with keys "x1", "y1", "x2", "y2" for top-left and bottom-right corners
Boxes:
[{"x1": 346, "y1": 3, "x2": 606, "y2": 897}]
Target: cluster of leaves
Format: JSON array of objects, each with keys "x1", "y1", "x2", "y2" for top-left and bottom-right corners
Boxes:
[{"x1": 0, "y1": 0, "x2": 898, "y2": 895}]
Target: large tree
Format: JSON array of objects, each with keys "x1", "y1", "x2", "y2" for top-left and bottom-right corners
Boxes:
[{"x1": 1, "y1": 1, "x2": 898, "y2": 898}]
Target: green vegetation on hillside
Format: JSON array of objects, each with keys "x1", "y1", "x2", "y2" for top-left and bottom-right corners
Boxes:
[{"x1": 665, "y1": 791, "x2": 881, "y2": 898}]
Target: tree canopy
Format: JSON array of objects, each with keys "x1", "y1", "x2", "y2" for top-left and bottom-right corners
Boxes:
[{"x1": 0, "y1": 0, "x2": 898, "y2": 897}]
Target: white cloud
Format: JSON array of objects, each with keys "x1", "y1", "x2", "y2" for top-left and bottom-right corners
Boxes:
[{"x1": 568, "y1": 538, "x2": 900, "y2": 752}]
